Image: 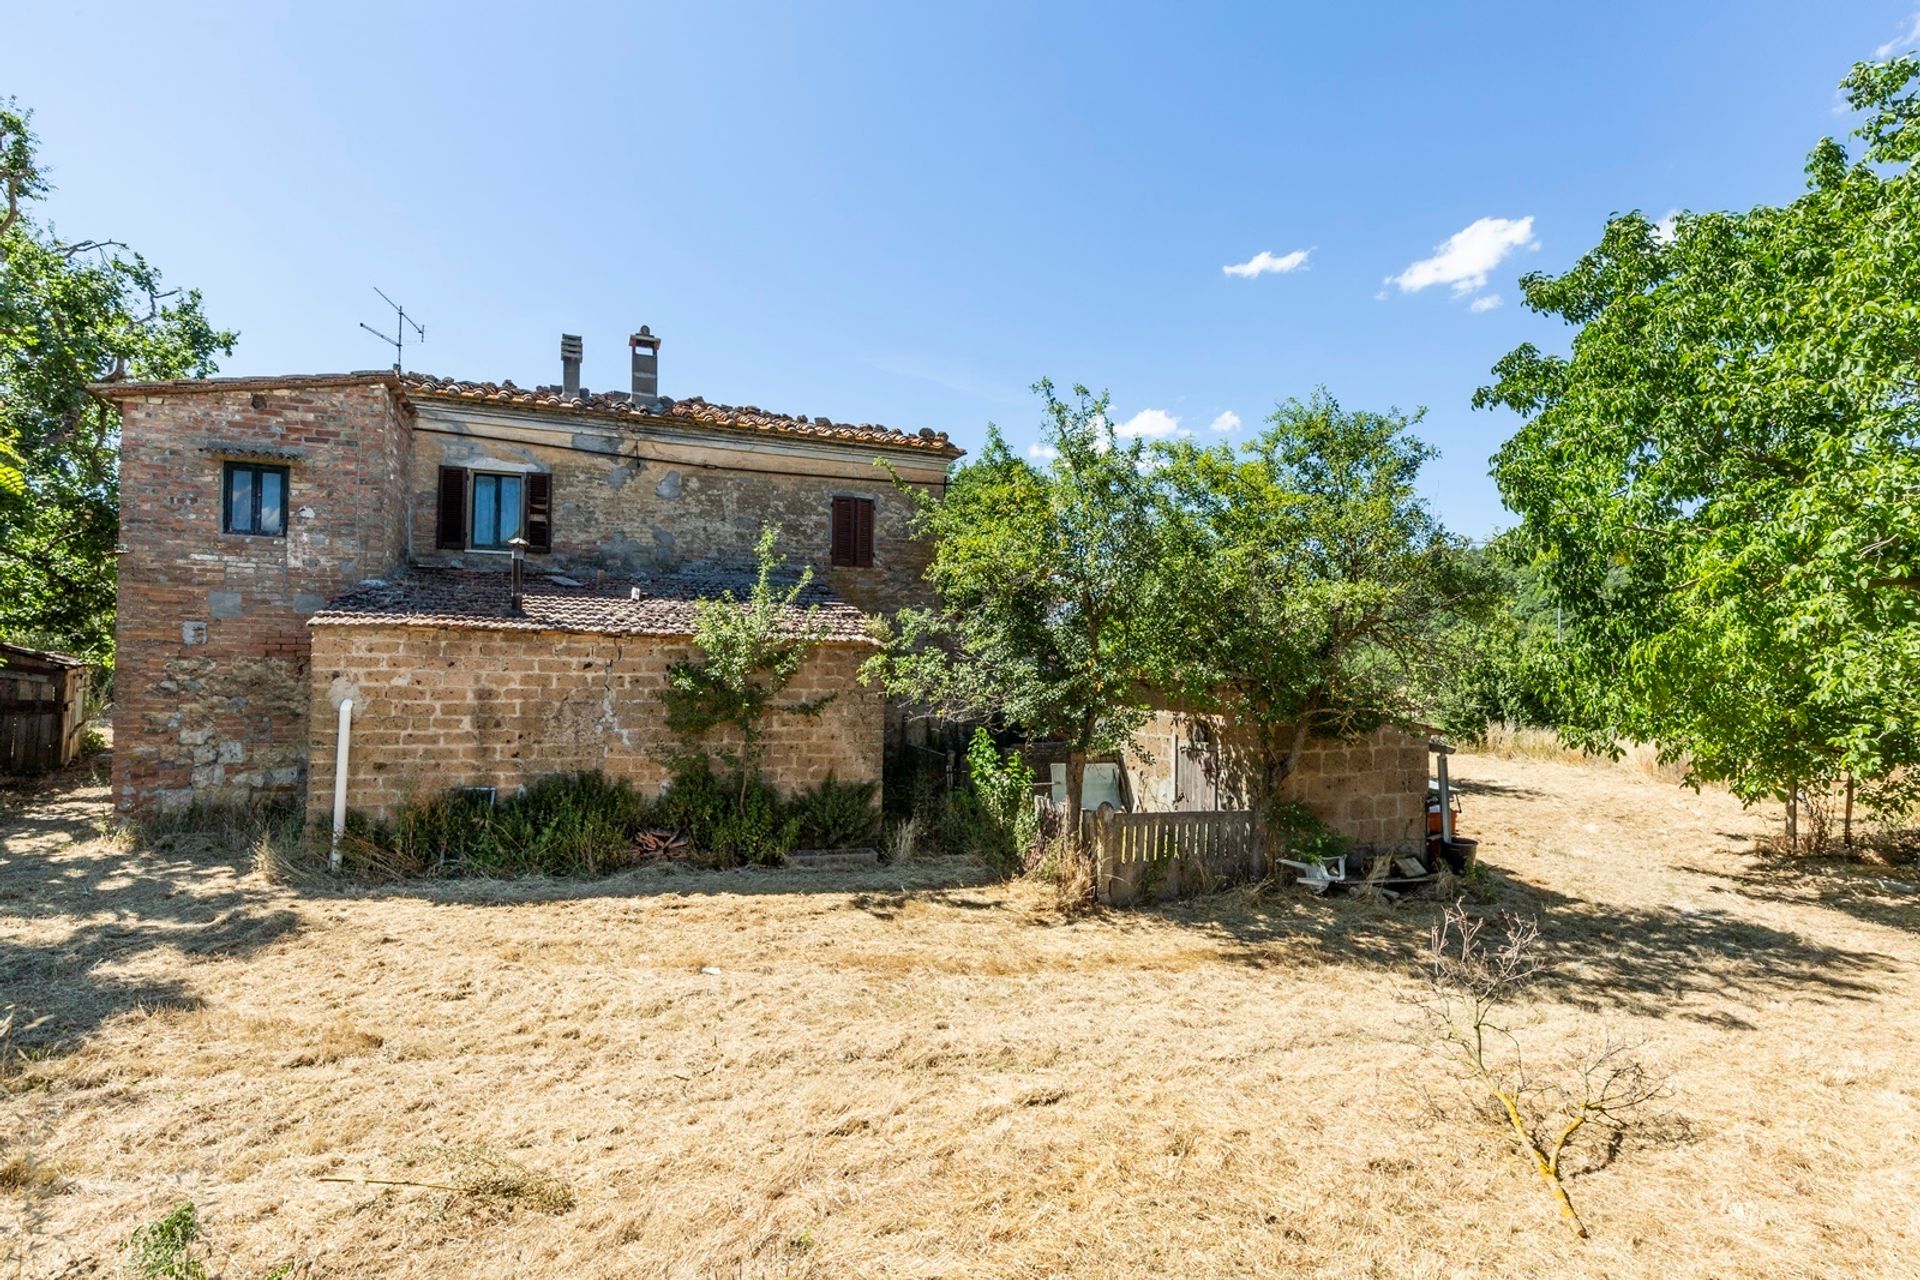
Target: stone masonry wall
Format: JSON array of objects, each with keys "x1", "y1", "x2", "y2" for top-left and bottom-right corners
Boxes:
[
  {"x1": 306, "y1": 624, "x2": 882, "y2": 825},
  {"x1": 112, "y1": 382, "x2": 411, "y2": 813},
  {"x1": 406, "y1": 404, "x2": 946, "y2": 615},
  {"x1": 1124, "y1": 711, "x2": 1430, "y2": 853}
]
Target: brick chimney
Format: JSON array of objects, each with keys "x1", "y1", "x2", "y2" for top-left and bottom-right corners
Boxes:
[
  {"x1": 560, "y1": 333, "x2": 583, "y2": 399},
  {"x1": 630, "y1": 327, "x2": 661, "y2": 404}
]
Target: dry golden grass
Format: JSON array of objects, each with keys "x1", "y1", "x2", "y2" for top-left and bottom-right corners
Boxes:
[{"x1": 3, "y1": 753, "x2": 1919, "y2": 1277}]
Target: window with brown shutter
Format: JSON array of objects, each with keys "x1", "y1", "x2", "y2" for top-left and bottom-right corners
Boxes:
[
  {"x1": 436, "y1": 466, "x2": 468, "y2": 550},
  {"x1": 830, "y1": 496, "x2": 874, "y2": 567},
  {"x1": 525, "y1": 472, "x2": 553, "y2": 553}
]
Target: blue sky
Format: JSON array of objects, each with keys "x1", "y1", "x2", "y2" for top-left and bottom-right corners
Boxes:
[{"x1": 4, "y1": 2, "x2": 1909, "y2": 535}]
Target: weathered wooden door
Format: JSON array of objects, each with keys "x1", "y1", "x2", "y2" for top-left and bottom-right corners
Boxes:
[{"x1": 1174, "y1": 721, "x2": 1218, "y2": 811}]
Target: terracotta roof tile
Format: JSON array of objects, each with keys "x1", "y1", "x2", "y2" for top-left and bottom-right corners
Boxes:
[
  {"x1": 309, "y1": 566, "x2": 875, "y2": 643},
  {"x1": 400, "y1": 373, "x2": 963, "y2": 458}
]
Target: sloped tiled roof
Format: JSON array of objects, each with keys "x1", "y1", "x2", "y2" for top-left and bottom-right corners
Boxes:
[
  {"x1": 308, "y1": 566, "x2": 875, "y2": 643},
  {"x1": 400, "y1": 374, "x2": 963, "y2": 457},
  {"x1": 87, "y1": 370, "x2": 965, "y2": 460}
]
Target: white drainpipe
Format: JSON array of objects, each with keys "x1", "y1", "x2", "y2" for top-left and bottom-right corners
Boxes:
[{"x1": 329, "y1": 698, "x2": 353, "y2": 872}]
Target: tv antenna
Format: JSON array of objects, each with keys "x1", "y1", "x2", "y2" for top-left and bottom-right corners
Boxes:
[{"x1": 359, "y1": 286, "x2": 425, "y2": 372}]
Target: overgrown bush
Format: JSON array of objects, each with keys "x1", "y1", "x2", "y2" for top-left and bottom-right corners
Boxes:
[
  {"x1": 655, "y1": 758, "x2": 798, "y2": 867},
  {"x1": 789, "y1": 773, "x2": 880, "y2": 849},
  {"x1": 964, "y1": 729, "x2": 1037, "y2": 875},
  {"x1": 352, "y1": 771, "x2": 651, "y2": 878},
  {"x1": 1269, "y1": 799, "x2": 1348, "y2": 865}
]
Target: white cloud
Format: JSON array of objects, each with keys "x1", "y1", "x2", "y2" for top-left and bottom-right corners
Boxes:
[
  {"x1": 1469, "y1": 294, "x2": 1503, "y2": 313},
  {"x1": 1208, "y1": 410, "x2": 1241, "y2": 433},
  {"x1": 1027, "y1": 442, "x2": 1057, "y2": 461},
  {"x1": 1222, "y1": 248, "x2": 1311, "y2": 279},
  {"x1": 1387, "y1": 216, "x2": 1538, "y2": 298},
  {"x1": 1878, "y1": 8, "x2": 1920, "y2": 57},
  {"x1": 1115, "y1": 408, "x2": 1184, "y2": 440},
  {"x1": 1652, "y1": 209, "x2": 1679, "y2": 244}
]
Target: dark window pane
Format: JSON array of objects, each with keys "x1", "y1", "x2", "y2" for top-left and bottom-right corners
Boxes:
[
  {"x1": 499, "y1": 475, "x2": 523, "y2": 543},
  {"x1": 472, "y1": 475, "x2": 498, "y2": 546},
  {"x1": 258, "y1": 469, "x2": 285, "y2": 535},
  {"x1": 228, "y1": 467, "x2": 255, "y2": 533}
]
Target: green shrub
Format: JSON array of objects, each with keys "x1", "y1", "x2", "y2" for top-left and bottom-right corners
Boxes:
[
  {"x1": 964, "y1": 730, "x2": 1037, "y2": 875},
  {"x1": 352, "y1": 771, "x2": 649, "y2": 878},
  {"x1": 656, "y1": 759, "x2": 798, "y2": 867},
  {"x1": 468, "y1": 771, "x2": 649, "y2": 877},
  {"x1": 789, "y1": 773, "x2": 880, "y2": 849},
  {"x1": 1270, "y1": 799, "x2": 1348, "y2": 864}
]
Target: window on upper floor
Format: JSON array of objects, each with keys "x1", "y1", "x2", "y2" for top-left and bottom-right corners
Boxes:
[
  {"x1": 222, "y1": 462, "x2": 289, "y2": 537},
  {"x1": 470, "y1": 472, "x2": 525, "y2": 550},
  {"x1": 830, "y1": 495, "x2": 874, "y2": 567},
  {"x1": 436, "y1": 466, "x2": 552, "y2": 553}
]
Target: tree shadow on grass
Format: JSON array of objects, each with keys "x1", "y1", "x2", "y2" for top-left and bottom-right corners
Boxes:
[
  {"x1": 1468, "y1": 862, "x2": 1896, "y2": 1023},
  {"x1": 0, "y1": 766, "x2": 302, "y2": 1057},
  {"x1": 1694, "y1": 855, "x2": 1920, "y2": 938},
  {"x1": 1090, "y1": 857, "x2": 1898, "y2": 1027}
]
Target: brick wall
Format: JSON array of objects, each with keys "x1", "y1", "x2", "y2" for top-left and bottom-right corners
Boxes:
[
  {"x1": 305, "y1": 624, "x2": 882, "y2": 825},
  {"x1": 1124, "y1": 711, "x2": 1430, "y2": 853},
  {"x1": 405, "y1": 403, "x2": 945, "y2": 615},
  {"x1": 112, "y1": 381, "x2": 411, "y2": 813}
]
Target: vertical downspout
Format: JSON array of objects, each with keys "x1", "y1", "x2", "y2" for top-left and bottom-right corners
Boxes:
[
  {"x1": 330, "y1": 698, "x2": 353, "y2": 873},
  {"x1": 1437, "y1": 749, "x2": 1454, "y2": 843}
]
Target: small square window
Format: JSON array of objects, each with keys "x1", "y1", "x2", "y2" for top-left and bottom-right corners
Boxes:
[{"x1": 223, "y1": 462, "x2": 289, "y2": 537}]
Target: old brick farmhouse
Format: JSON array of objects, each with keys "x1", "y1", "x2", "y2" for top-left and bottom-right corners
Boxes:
[
  {"x1": 95, "y1": 332, "x2": 959, "y2": 821},
  {"x1": 94, "y1": 330, "x2": 1433, "y2": 860}
]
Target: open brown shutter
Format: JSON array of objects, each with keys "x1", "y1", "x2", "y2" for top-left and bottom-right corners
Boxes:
[
  {"x1": 854, "y1": 497, "x2": 874, "y2": 567},
  {"x1": 830, "y1": 496, "x2": 855, "y2": 566},
  {"x1": 525, "y1": 472, "x2": 552, "y2": 553},
  {"x1": 436, "y1": 466, "x2": 468, "y2": 550}
]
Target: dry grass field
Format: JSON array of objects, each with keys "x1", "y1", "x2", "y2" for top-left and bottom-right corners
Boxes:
[{"x1": 3, "y1": 751, "x2": 1917, "y2": 1278}]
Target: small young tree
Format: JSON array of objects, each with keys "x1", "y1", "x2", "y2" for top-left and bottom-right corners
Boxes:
[
  {"x1": 868, "y1": 380, "x2": 1167, "y2": 891},
  {"x1": 662, "y1": 524, "x2": 832, "y2": 810},
  {"x1": 1413, "y1": 902, "x2": 1665, "y2": 1238},
  {"x1": 1155, "y1": 390, "x2": 1493, "y2": 855}
]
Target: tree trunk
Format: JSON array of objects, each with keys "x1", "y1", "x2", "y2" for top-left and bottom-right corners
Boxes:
[
  {"x1": 1786, "y1": 782, "x2": 1798, "y2": 854},
  {"x1": 1257, "y1": 717, "x2": 1315, "y2": 863},
  {"x1": 1843, "y1": 772, "x2": 1855, "y2": 850}
]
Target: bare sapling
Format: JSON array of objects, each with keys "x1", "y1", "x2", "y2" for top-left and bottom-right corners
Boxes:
[{"x1": 1413, "y1": 901, "x2": 1664, "y2": 1238}]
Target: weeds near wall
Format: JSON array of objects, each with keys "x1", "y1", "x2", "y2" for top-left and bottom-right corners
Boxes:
[{"x1": 1410, "y1": 901, "x2": 1666, "y2": 1238}]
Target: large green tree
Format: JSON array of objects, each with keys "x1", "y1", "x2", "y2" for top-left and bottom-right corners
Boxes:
[
  {"x1": 867, "y1": 380, "x2": 1168, "y2": 876},
  {"x1": 0, "y1": 101, "x2": 234, "y2": 662},
  {"x1": 1478, "y1": 59, "x2": 1920, "y2": 830},
  {"x1": 1156, "y1": 391, "x2": 1491, "y2": 847}
]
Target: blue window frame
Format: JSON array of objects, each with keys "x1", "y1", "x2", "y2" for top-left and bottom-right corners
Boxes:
[{"x1": 222, "y1": 462, "x2": 288, "y2": 537}]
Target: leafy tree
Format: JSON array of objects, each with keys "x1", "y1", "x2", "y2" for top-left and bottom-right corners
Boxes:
[
  {"x1": 1478, "y1": 58, "x2": 1920, "y2": 831},
  {"x1": 0, "y1": 100, "x2": 235, "y2": 662},
  {"x1": 1419, "y1": 537, "x2": 1567, "y2": 739},
  {"x1": 867, "y1": 381, "x2": 1166, "y2": 880},
  {"x1": 1156, "y1": 390, "x2": 1491, "y2": 849},
  {"x1": 662, "y1": 524, "x2": 834, "y2": 808}
]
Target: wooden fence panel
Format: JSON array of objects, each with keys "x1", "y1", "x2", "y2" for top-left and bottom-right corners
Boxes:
[{"x1": 1083, "y1": 809, "x2": 1261, "y2": 906}]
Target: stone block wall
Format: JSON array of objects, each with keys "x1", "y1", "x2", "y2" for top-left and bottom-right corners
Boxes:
[
  {"x1": 305, "y1": 624, "x2": 882, "y2": 824},
  {"x1": 1124, "y1": 710, "x2": 1430, "y2": 853},
  {"x1": 111, "y1": 381, "x2": 411, "y2": 813},
  {"x1": 406, "y1": 403, "x2": 945, "y2": 615}
]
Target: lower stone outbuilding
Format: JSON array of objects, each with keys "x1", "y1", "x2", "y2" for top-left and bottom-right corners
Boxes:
[{"x1": 304, "y1": 566, "x2": 881, "y2": 826}]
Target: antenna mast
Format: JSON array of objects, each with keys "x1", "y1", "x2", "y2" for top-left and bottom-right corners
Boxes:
[{"x1": 358, "y1": 286, "x2": 425, "y2": 372}]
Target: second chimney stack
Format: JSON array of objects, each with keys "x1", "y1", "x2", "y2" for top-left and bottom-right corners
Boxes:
[
  {"x1": 630, "y1": 327, "x2": 661, "y2": 404},
  {"x1": 560, "y1": 334, "x2": 583, "y2": 399}
]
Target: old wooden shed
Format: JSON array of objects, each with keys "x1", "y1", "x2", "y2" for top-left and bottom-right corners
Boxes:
[{"x1": 0, "y1": 642, "x2": 93, "y2": 775}]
